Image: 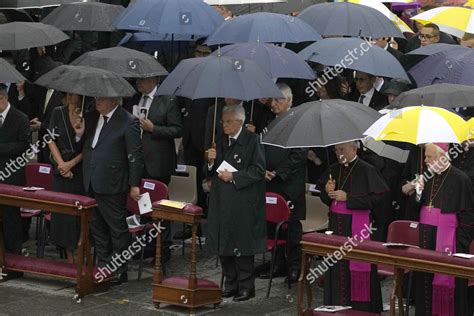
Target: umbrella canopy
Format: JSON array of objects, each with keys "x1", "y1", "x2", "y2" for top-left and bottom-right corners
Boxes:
[
  {"x1": 334, "y1": 0, "x2": 414, "y2": 33},
  {"x1": 299, "y1": 37, "x2": 409, "y2": 81},
  {"x1": 409, "y1": 48, "x2": 474, "y2": 87},
  {"x1": 388, "y1": 84, "x2": 474, "y2": 109},
  {"x1": 157, "y1": 56, "x2": 284, "y2": 100},
  {"x1": 261, "y1": 99, "x2": 381, "y2": 148},
  {"x1": 412, "y1": 6, "x2": 474, "y2": 38},
  {"x1": 0, "y1": 58, "x2": 26, "y2": 83},
  {"x1": 114, "y1": 0, "x2": 224, "y2": 38},
  {"x1": 0, "y1": 0, "x2": 93, "y2": 9},
  {"x1": 407, "y1": 43, "x2": 467, "y2": 56},
  {"x1": 205, "y1": 12, "x2": 322, "y2": 45},
  {"x1": 0, "y1": 22, "x2": 69, "y2": 50},
  {"x1": 41, "y1": 2, "x2": 124, "y2": 32},
  {"x1": 204, "y1": 0, "x2": 286, "y2": 4},
  {"x1": 364, "y1": 106, "x2": 467, "y2": 144},
  {"x1": 361, "y1": 136, "x2": 410, "y2": 163},
  {"x1": 211, "y1": 43, "x2": 315, "y2": 79},
  {"x1": 298, "y1": 2, "x2": 404, "y2": 39},
  {"x1": 35, "y1": 65, "x2": 136, "y2": 97},
  {"x1": 71, "y1": 47, "x2": 168, "y2": 78}
]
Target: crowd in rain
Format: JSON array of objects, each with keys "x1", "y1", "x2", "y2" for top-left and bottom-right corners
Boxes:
[{"x1": 0, "y1": 0, "x2": 474, "y2": 314}]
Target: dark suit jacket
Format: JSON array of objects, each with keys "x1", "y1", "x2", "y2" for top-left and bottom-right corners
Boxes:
[
  {"x1": 181, "y1": 97, "x2": 215, "y2": 153},
  {"x1": 350, "y1": 89, "x2": 388, "y2": 112},
  {"x1": 142, "y1": 94, "x2": 183, "y2": 179},
  {"x1": 78, "y1": 106, "x2": 144, "y2": 195},
  {"x1": 8, "y1": 83, "x2": 35, "y2": 119},
  {"x1": 33, "y1": 86, "x2": 64, "y2": 130},
  {"x1": 0, "y1": 105, "x2": 31, "y2": 185}
]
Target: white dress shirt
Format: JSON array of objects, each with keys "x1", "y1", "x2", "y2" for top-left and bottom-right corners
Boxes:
[
  {"x1": 0, "y1": 103, "x2": 11, "y2": 127},
  {"x1": 359, "y1": 88, "x2": 375, "y2": 107},
  {"x1": 92, "y1": 105, "x2": 119, "y2": 148}
]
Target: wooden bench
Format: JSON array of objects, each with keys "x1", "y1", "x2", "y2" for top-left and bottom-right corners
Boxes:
[
  {"x1": 297, "y1": 232, "x2": 474, "y2": 316},
  {"x1": 0, "y1": 184, "x2": 107, "y2": 301}
]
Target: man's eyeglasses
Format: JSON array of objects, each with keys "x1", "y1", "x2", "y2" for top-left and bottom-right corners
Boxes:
[{"x1": 418, "y1": 34, "x2": 437, "y2": 40}]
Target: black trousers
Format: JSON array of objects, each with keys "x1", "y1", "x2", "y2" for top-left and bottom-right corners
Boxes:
[
  {"x1": 90, "y1": 191, "x2": 131, "y2": 275},
  {"x1": 220, "y1": 255, "x2": 255, "y2": 292},
  {"x1": 1, "y1": 206, "x2": 22, "y2": 254}
]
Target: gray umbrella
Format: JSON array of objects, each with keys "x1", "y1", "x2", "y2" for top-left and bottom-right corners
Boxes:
[
  {"x1": 71, "y1": 47, "x2": 168, "y2": 78},
  {"x1": 0, "y1": 0, "x2": 94, "y2": 9},
  {"x1": 299, "y1": 37, "x2": 409, "y2": 81},
  {"x1": 0, "y1": 58, "x2": 26, "y2": 83},
  {"x1": 387, "y1": 83, "x2": 474, "y2": 110},
  {"x1": 298, "y1": 2, "x2": 404, "y2": 39},
  {"x1": 261, "y1": 99, "x2": 381, "y2": 148},
  {"x1": 407, "y1": 43, "x2": 468, "y2": 56},
  {"x1": 41, "y1": 2, "x2": 124, "y2": 32},
  {"x1": 35, "y1": 65, "x2": 136, "y2": 97},
  {"x1": 0, "y1": 22, "x2": 69, "y2": 50}
]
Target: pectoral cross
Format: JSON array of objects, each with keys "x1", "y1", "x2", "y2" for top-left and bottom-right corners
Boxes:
[{"x1": 427, "y1": 201, "x2": 433, "y2": 210}]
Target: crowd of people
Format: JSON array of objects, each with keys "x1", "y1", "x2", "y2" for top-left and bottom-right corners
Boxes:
[{"x1": 0, "y1": 1, "x2": 473, "y2": 315}]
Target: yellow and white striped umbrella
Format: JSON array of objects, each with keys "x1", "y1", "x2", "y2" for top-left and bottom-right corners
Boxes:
[
  {"x1": 364, "y1": 106, "x2": 467, "y2": 144},
  {"x1": 412, "y1": 6, "x2": 474, "y2": 38},
  {"x1": 335, "y1": 0, "x2": 414, "y2": 33},
  {"x1": 465, "y1": 0, "x2": 474, "y2": 8}
]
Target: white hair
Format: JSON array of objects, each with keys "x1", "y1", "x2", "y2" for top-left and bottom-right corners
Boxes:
[
  {"x1": 277, "y1": 82, "x2": 293, "y2": 107},
  {"x1": 223, "y1": 104, "x2": 246, "y2": 122}
]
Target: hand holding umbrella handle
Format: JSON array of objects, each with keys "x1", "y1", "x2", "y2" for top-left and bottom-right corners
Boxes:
[{"x1": 205, "y1": 143, "x2": 217, "y2": 163}]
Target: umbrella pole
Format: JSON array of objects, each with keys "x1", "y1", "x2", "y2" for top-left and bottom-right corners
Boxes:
[
  {"x1": 250, "y1": 99, "x2": 254, "y2": 123},
  {"x1": 212, "y1": 97, "x2": 218, "y2": 147},
  {"x1": 325, "y1": 147, "x2": 331, "y2": 177},
  {"x1": 80, "y1": 95, "x2": 85, "y2": 118}
]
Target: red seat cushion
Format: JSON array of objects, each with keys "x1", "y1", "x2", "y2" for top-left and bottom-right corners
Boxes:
[
  {"x1": 267, "y1": 239, "x2": 286, "y2": 251},
  {"x1": 128, "y1": 225, "x2": 145, "y2": 234},
  {"x1": 0, "y1": 184, "x2": 96, "y2": 208},
  {"x1": 313, "y1": 310, "x2": 380, "y2": 315},
  {"x1": 303, "y1": 233, "x2": 474, "y2": 269},
  {"x1": 162, "y1": 276, "x2": 219, "y2": 289}
]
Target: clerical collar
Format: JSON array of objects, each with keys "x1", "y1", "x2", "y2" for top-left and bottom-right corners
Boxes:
[
  {"x1": 343, "y1": 155, "x2": 358, "y2": 167},
  {"x1": 435, "y1": 163, "x2": 450, "y2": 175}
]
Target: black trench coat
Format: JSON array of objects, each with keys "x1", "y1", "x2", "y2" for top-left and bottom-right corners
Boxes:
[{"x1": 206, "y1": 128, "x2": 266, "y2": 257}]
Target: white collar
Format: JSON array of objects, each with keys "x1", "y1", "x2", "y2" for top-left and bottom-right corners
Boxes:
[
  {"x1": 361, "y1": 87, "x2": 375, "y2": 100},
  {"x1": 102, "y1": 105, "x2": 119, "y2": 120},
  {"x1": 343, "y1": 155, "x2": 358, "y2": 167},
  {"x1": 0, "y1": 103, "x2": 11, "y2": 120},
  {"x1": 230, "y1": 126, "x2": 243, "y2": 142}
]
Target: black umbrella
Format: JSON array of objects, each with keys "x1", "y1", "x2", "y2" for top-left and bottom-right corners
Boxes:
[
  {"x1": 71, "y1": 47, "x2": 168, "y2": 78},
  {"x1": 0, "y1": 58, "x2": 26, "y2": 83},
  {"x1": 387, "y1": 83, "x2": 474, "y2": 110},
  {"x1": 261, "y1": 99, "x2": 381, "y2": 148},
  {"x1": 0, "y1": 0, "x2": 94, "y2": 9},
  {"x1": 35, "y1": 65, "x2": 136, "y2": 98},
  {"x1": 0, "y1": 22, "x2": 69, "y2": 50},
  {"x1": 41, "y1": 2, "x2": 124, "y2": 32}
]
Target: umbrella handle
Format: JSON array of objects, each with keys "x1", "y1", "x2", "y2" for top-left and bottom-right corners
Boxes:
[
  {"x1": 212, "y1": 98, "x2": 218, "y2": 144},
  {"x1": 250, "y1": 99, "x2": 254, "y2": 122}
]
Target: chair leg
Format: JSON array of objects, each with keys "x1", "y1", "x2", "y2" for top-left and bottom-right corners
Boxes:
[
  {"x1": 181, "y1": 223, "x2": 185, "y2": 256},
  {"x1": 405, "y1": 271, "x2": 413, "y2": 316},
  {"x1": 37, "y1": 215, "x2": 44, "y2": 258},
  {"x1": 220, "y1": 271, "x2": 224, "y2": 289},
  {"x1": 266, "y1": 246, "x2": 277, "y2": 298},
  {"x1": 138, "y1": 240, "x2": 145, "y2": 281}
]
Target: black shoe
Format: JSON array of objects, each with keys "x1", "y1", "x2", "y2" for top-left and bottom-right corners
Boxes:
[
  {"x1": 110, "y1": 272, "x2": 128, "y2": 286},
  {"x1": 233, "y1": 289, "x2": 255, "y2": 302},
  {"x1": 285, "y1": 268, "x2": 300, "y2": 284},
  {"x1": 259, "y1": 265, "x2": 287, "y2": 279},
  {"x1": 222, "y1": 288, "x2": 238, "y2": 298}
]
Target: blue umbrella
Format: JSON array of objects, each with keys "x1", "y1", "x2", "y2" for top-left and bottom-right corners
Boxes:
[
  {"x1": 157, "y1": 55, "x2": 284, "y2": 100},
  {"x1": 409, "y1": 49, "x2": 474, "y2": 87},
  {"x1": 205, "y1": 12, "x2": 321, "y2": 45},
  {"x1": 299, "y1": 37, "x2": 409, "y2": 81},
  {"x1": 407, "y1": 43, "x2": 469, "y2": 56},
  {"x1": 211, "y1": 43, "x2": 315, "y2": 80},
  {"x1": 114, "y1": 0, "x2": 224, "y2": 37},
  {"x1": 298, "y1": 2, "x2": 404, "y2": 39}
]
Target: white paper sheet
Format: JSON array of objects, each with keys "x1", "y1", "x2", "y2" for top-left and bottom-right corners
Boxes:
[
  {"x1": 138, "y1": 192, "x2": 152, "y2": 214},
  {"x1": 216, "y1": 160, "x2": 237, "y2": 174}
]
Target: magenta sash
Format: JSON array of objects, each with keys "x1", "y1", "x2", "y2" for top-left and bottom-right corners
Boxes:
[
  {"x1": 420, "y1": 206, "x2": 458, "y2": 316},
  {"x1": 331, "y1": 201, "x2": 371, "y2": 302}
]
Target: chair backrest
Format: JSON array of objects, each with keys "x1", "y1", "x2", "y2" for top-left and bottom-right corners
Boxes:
[
  {"x1": 168, "y1": 165, "x2": 197, "y2": 204},
  {"x1": 25, "y1": 163, "x2": 54, "y2": 190},
  {"x1": 265, "y1": 192, "x2": 291, "y2": 224},
  {"x1": 303, "y1": 193, "x2": 328, "y2": 232},
  {"x1": 127, "y1": 179, "x2": 169, "y2": 216},
  {"x1": 386, "y1": 220, "x2": 420, "y2": 246}
]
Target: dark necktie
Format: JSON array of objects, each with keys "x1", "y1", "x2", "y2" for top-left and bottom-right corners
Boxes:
[
  {"x1": 99, "y1": 115, "x2": 109, "y2": 138},
  {"x1": 358, "y1": 94, "x2": 366, "y2": 104},
  {"x1": 229, "y1": 137, "x2": 236, "y2": 147},
  {"x1": 0, "y1": 114, "x2": 3, "y2": 128}
]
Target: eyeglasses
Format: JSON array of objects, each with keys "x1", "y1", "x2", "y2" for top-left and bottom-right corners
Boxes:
[{"x1": 418, "y1": 34, "x2": 437, "y2": 40}]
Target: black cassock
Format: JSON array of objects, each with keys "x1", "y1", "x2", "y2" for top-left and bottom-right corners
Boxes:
[
  {"x1": 415, "y1": 165, "x2": 474, "y2": 316},
  {"x1": 318, "y1": 157, "x2": 388, "y2": 313}
]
